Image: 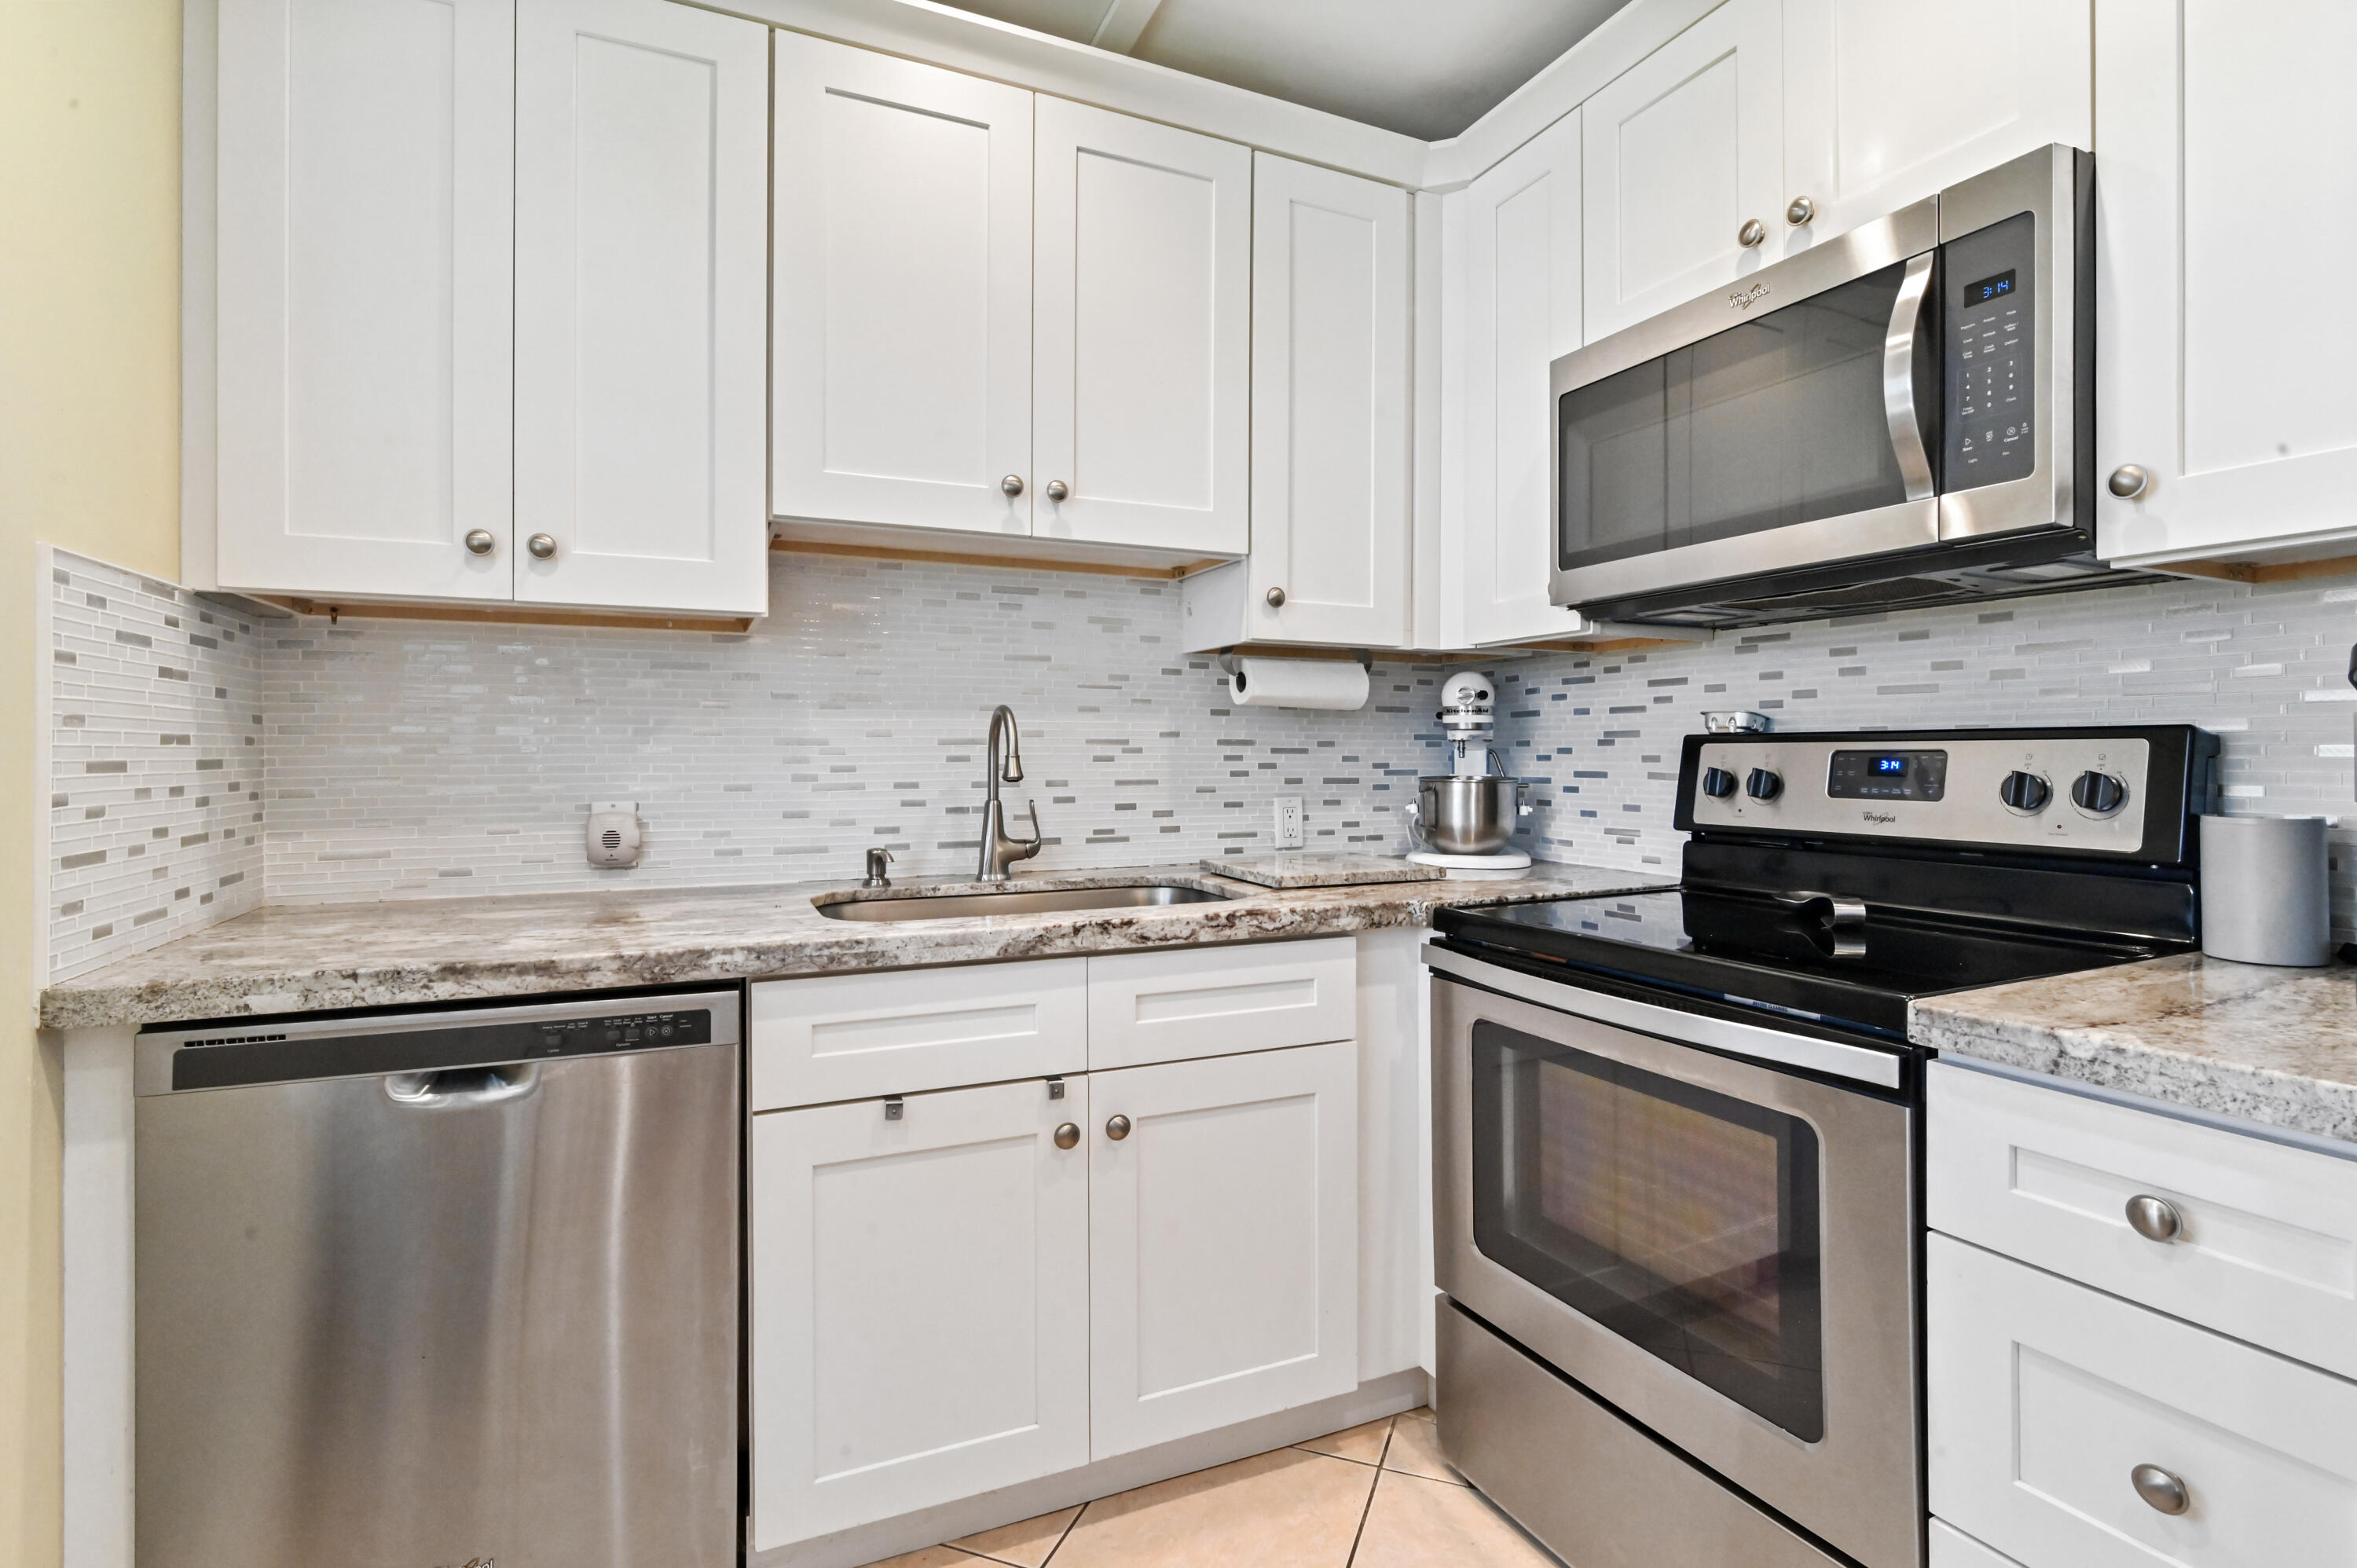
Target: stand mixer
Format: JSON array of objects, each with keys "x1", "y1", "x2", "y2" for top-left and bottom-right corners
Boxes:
[{"x1": 1406, "y1": 671, "x2": 1532, "y2": 877}]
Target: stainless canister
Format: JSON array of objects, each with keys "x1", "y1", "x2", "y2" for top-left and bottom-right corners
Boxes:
[
  {"x1": 2199, "y1": 814, "x2": 2333, "y2": 966},
  {"x1": 1413, "y1": 775, "x2": 1524, "y2": 855}
]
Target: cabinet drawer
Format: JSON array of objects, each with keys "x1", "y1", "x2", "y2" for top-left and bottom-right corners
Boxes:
[
  {"x1": 1087, "y1": 938, "x2": 1356, "y2": 1071},
  {"x1": 1928, "y1": 1061, "x2": 2357, "y2": 1378},
  {"x1": 1928, "y1": 1234, "x2": 2357, "y2": 1568},
  {"x1": 750, "y1": 960, "x2": 1086, "y2": 1109}
]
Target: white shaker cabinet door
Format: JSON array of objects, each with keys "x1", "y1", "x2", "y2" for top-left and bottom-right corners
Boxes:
[
  {"x1": 513, "y1": 0, "x2": 770, "y2": 616},
  {"x1": 1457, "y1": 111, "x2": 1590, "y2": 647},
  {"x1": 214, "y1": 0, "x2": 515, "y2": 601},
  {"x1": 1245, "y1": 153, "x2": 1412, "y2": 648},
  {"x1": 749, "y1": 1078, "x2": 1091, "y2": 1549},
  {"x1": 1928, "y1": 1233, "x2": 2357, "y2": 1568},
  {"x1": 1781, "y1": 0, "x2": 2089, "y2": 250},
  {"x1": 1033, "y1": 99, "x2": 1252, "y2": 558},
  {"x1": 2095, "y1": 0, "x2": 2357, "y2": 569},
  {"x1": 1089, "y1": 1041, "x2": 1358, "y2": 1459},
  {"x1": 771, "y1": 35, "x2": 1036, "y2": 539},
  {"x1": 1581, "y1": 0, "x2": 1784, "y2": 341}
]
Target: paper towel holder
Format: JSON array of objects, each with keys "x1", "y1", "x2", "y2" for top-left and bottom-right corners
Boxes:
[{"x1": 1217, "y1": 649, "x2": 1374, "y2": 676}]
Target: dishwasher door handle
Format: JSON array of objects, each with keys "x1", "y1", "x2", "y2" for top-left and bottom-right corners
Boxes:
[{"x1": 383, "y1": 1062, "x2": 541, "y2": 1107}]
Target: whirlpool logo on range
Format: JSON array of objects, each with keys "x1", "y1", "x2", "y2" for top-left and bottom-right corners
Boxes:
[{"x1": 1862, "y1": 811, "x2": 1899, "y2": 826}]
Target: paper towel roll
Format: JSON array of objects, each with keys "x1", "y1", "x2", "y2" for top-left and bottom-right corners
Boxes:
[{"x1": 1230, "y1": 657, "x2": 1370, "y2": 712}]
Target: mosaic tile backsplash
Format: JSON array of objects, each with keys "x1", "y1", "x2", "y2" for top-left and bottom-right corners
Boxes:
[
  {"x1": 262, "y1": 554, "x2": 1455, "y2": 902},
  {"x1": 46, "y1": 551, "x2": 266, "y2": 982},
  {"x1": 1493, "y1": 573, "x2": 2357, "y2": 936},
  {"x1": 52, "y1": 544, "x2": 2357, "y2": 940}
]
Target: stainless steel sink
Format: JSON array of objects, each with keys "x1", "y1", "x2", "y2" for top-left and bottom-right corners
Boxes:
[{"x1": 817, "y1": 883, "x2": 1231, "y2": 921}]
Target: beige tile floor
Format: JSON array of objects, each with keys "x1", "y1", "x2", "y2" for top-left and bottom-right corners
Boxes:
[{"x1": 860, "y1": 1408, "x2": 1562, "y2": 1568}]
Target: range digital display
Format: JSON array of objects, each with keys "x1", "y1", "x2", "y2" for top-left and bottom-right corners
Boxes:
[
  {"x1": 1827, "y1": 749, "x2": 1948, "y2": 802},
  {"x1": 1961, "y1": 268, "x2": 2017, "y2": 308}
]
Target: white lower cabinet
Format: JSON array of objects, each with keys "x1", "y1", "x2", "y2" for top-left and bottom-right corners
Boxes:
[
  {"x1": 1088, "y1": 1041, "x2": 1359, "y2": 1457},
  {"x1": 1930, "y1": 1233, "x2": 2357, "y2": 1567},
  {"x1": 748, "y1": 947, "x2": 1364, "y2": 1549},
  {"x1": 749, "y1": 1076, "x2": 1092, "y2": 1552}
]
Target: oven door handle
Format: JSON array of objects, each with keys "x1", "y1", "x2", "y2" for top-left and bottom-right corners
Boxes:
[{"x1": 1883, "y1": 251, "x2": 1937, "y2": 502}]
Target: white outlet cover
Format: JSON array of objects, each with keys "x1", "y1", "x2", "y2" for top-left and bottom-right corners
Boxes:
[{"x1": 1274, "y1": 796, "x2": 1305, "y2": 849}]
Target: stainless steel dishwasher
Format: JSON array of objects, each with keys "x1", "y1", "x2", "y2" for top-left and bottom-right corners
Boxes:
[{"x1": 133, "y1": 988, "x2": 742, "y2": 1568}]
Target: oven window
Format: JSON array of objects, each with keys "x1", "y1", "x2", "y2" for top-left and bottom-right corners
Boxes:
[
  {"x1": 1469, "y1": 1020, "x2": 1825, "y2": 1442},
  {"x1": 1558, "y1": 259, "x2": 1923, "y2": 573}
]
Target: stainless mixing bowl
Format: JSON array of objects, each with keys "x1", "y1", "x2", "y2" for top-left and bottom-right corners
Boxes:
[{"x1": 1412, "y1": 775, "x2": 1523, "y2": 855}]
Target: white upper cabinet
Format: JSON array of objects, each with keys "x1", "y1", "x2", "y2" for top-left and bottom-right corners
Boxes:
[
  {"x1": 770, "y1": 36, "x2": 1035, "y2": 539},
  {"x1": 1781, "y1": 0, "x2": 2089, "y2": 250},
  {"x1": 1581, "y1": 0, "x2": 1783, "y2": 342},
  {"x1": 1244, "y1": 153, "x2": 1412, "y2": 647},
  {"x1": 214, "y1": 0, "x2": 515, "y2": 601},
  {"x1": 1456, "y1": 112, "x2": 1591, "y2": 647},
  {"x1": 513, "y1": 0, "x2": 770, "y2": 617},
  {"x1": 2096, "y1": 0, "x2": 2357, "y2": 569},
  {"x1": 1034, "y1": 99, "x2": 1253, "y2": 557}
]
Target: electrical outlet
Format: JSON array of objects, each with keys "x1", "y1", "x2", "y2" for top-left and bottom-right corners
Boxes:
[{"x1": 1274, "y1": 796, "x2": 1304, "y2": 849}]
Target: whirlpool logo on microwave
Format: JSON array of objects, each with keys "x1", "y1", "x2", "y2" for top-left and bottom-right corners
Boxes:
[{"x1": 1728, "y1": 282, "x2": 1770, "y2": 310}]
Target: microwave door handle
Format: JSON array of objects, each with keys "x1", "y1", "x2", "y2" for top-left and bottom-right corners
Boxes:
[{"x1": 1882, "y1": 252, "x2": 1937, "y2": 501}]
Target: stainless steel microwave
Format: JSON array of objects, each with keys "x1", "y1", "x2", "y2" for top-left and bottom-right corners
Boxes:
[{"x1": 1549, "y1": 145, "x2": 2139, "y2": 628}]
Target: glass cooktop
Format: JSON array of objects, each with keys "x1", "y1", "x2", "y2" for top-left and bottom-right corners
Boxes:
[{"x1": 1434, "y1": 887, "x2": 2179, "y2": 1042}]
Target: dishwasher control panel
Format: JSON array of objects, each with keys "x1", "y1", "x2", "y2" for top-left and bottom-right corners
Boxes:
[{"x1": 135, "y1": 989, "x2": 742, "y2": 1095}]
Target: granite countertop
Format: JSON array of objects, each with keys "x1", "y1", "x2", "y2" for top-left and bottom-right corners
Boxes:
[
  {"x1": 40, "y1": 859, "x2": 1674, "y2": 1031},
  {"x1": 1913, "y1": 952, "x2": 2357, "y2": 1146}
]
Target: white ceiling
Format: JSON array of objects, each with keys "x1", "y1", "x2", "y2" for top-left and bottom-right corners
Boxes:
[{"x1": 933, "y1": 0, "x2": 1638, "y2": 141}]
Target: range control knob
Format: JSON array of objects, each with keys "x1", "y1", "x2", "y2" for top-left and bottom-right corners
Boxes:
[
  {"x1": 2073, "y1": 771, "x2": 2129, "y2": 815},
  {"x1": 1700, "y1": 767, "x2": 1738, "y2": 799},
  {"x1": 1999, "y1": 771, "x2": 2052, "y2": 812},
  {"x1": 1745, "y1": 768, "x2": 1783, "y2": 802}
]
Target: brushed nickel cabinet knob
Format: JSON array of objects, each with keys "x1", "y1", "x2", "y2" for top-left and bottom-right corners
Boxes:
[
  {"x1": 464, "y1": 529, "x2": 496, "y2": 556},
  {"x1": 1045, "y1": 480, "x2": 1070, "y2": 502},
  {"x1": 2124, "y1": 1192, "x2": 2183, "y2": 1243},
  {"x1": 1787, "y1": 196, "x2": 1816, "y2": 225},
  {"x1": 1105, "y1": 1114, "x2": 1131, "y2": 1141},
  {"x1": 526, "y1": 533, "x2": 558, "y2": 560},
  {"x1": 2109, "y1": 463, "x2": 2151, "y2": 499},
  {"x1": 1738, "y1": 218, "x2": 1768, "y2": 248},
  {"x1": 2130, "y1": 1464, "x2": 2190, "y2": 1515},
  {"x1": 1266, "y1": 587, "x2": 1286, "y2": 608},
  {"x1": 1001, "y1": 474, "x2": 1025, "y2": 497},
  {"x1": 1053, "y1": 1123, "x2": 1080, "y2": 1150}
]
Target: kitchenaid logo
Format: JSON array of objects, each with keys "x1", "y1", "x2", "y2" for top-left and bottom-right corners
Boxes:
[
  {"x1": 1728, "y1": 282, "x2": 1770, "y2": 310},
  {"x1": 1862, "y1": 811, "x2": 1898, "y2": 825}
]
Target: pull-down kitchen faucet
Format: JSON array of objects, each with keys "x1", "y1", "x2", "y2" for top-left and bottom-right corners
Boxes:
[{"x1": 978, "y1": 704, "x2": 1043, "y2": 881}]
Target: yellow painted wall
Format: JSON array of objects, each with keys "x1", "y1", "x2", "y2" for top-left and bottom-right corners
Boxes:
[{"x1": 0, "y1": 2, "x2": 184, "y2": 1561}]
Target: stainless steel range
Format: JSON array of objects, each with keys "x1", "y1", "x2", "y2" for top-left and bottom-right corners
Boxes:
[{"x1": 1425, "y1": 725, "x2": 2220, "y2": 1568}]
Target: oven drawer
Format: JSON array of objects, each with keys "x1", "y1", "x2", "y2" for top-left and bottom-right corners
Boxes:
[
  {"x1": 1928, "y1": 1061, "x2": 2357, "y2": 1379},
  {"x1": 1087, "y1": 938, "x2": 1354, "y2": 1072},
  {"x1": 1928, "y1": 1233, "x2": 2357, "y2": 1568}
]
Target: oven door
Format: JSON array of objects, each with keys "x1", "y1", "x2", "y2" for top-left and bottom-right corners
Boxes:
[
  {"x1": 1550, "y1": 198, "x2": 1943, "y2": 611},
  {"x1": 1430, "y1": 948, "x2": 1920, "y2": 1568}
]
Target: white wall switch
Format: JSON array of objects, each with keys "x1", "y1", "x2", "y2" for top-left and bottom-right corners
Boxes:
[{"x1": 1274, "y1": 796, "x2": 1304, "y2": 849}]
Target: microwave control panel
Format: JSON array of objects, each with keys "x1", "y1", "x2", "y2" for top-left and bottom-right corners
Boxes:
[{"x1": 1943, "y1": 210, "x2": 2036, "y2": 491}]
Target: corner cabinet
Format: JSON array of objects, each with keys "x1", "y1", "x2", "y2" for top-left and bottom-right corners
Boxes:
[
  {"x1": 769, "y1": 41, "x2": 1252, "y2": 563},
  {"x1": 206, "y1": 0, "x2": 770, "y2": 618},
  {"x1": 1452, "y1": 110, "x2": 1592, "y2": 648},
  {"x1": 2095, "y1": 0, "x2": 2357, "y2": 571}
]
